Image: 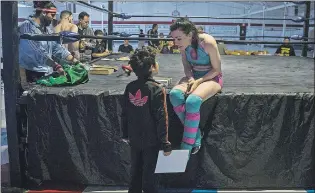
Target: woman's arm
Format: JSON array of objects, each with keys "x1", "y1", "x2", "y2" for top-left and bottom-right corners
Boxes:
[
  {"x1": 196, "y1": 35, "x2": 222, "y2": 83},
  {"x1": 180, "y1": 50, "x2": 194, "y2": 80}
]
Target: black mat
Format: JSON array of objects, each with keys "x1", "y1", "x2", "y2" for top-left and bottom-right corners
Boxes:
[{"x1": 23, "y1": 55, "x2": 315, "y2": 189}]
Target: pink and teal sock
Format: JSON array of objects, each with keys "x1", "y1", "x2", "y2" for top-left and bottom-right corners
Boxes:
[
  {"x1": 169, "y1": 89, "x2": 186, "y2": 124},
  {"x1": 181, "y1": 94, "x2": 202, "y2": 151},
  {"x1": 169, "y1": 90, "x2": 202, "y2": 151}
]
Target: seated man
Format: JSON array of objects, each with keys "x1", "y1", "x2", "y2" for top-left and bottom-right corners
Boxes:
[
  {"x1": 168, "y1": 41, "x2": 180, "y2": 54},
  {"x1": 91, "y1": 30, "x2": 110, "y2": 60},
  {"x1": 197, "y1": 26, "x2": 205, "y2": 34},
  {"x1": 118, "y1": 40, "x2": 134, "y2": 53},
  {"x1": 138, "y1": 29, "x2": 145, "y2": 49},
  {"x1": 160, "y1": 40, "x2": 178, "y2": 54},
  {"x1": 77, "y1": 11, "x2": 96, "y2": 62},
  {"x1": 217, "y1": 41, "x2": 227, "y2": 55},
  {"x1": 275, "y1": 37, "x2": 296, "y2": 56},
  {"x1": 54, "y1": 10, "x2": 80, "y2": 60},
  {"x1": 159, "y1": 33, "x2": 168, "y2": 51}
]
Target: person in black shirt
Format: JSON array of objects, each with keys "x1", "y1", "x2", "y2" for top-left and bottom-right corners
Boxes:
[
  {"x1": 197, "y1": 26, "x2": 204, "y2": 34},
  {"x1": 275, "y1": 37, "x2": 296, "y2": 56},
  {"x1": 159, "y1": 33, "x2": 169, "y2": 53},
  {"x1": 139, "y1": 29, "x2": 145, "y2": 38},
  {"x1": 118, "y1": 40, "x2": 134, "y2": 53},
  {"x1": 147, "y1": 24, "x2": 159, "y2": 48},
  {"x1": 102, "y1": 28, "x2": 108, "y2": 49},
  {"x1": 91, "y1": 30, "x2": 110, "y2": 60},
  {"x1": 168, "y1": 40, "x2": 180, "y2": 54},
  {"x1": 122, "y1": 47, "x2": 172, "y2": 193},
  {"x1": 138, "y1": 29, "x2": 145, "y2": 48}
]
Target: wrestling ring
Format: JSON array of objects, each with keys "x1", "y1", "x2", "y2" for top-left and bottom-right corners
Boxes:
[{"x1": 1, "y1": 1, "x2": 314, "y2": 193}]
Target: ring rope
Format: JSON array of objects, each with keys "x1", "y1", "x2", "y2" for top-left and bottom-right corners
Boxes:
[
  {"x1": 19, "y1": 33, "x2": 315, "y2": 45},
  {"x1": 111, "y1": 33, "x2": 315, "y2": 40},
  {"x1": 124, "y1": 15, "x2": 313, "y2": 22},
  {"x1": 74, "y1": 1, "x2": 313, "y2": 22}
]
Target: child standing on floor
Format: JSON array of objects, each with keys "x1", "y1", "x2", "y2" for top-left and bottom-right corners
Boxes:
[{"x1": 121, "y1": 47, "x2": 172, "y2": 193}]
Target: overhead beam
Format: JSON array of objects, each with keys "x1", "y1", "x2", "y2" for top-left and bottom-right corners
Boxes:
[{"x1": 238, "y1": 2, "x2": 296, "y2": 17}]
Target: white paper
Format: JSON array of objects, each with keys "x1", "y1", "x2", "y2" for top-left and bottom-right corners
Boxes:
[{"x1": 154, "y1": 150, "x2": 190, "y2": 173}]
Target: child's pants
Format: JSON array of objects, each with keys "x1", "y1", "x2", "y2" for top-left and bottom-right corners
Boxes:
[{"x1": 128, "y1": 146, "x2": 160, "y2": 193}]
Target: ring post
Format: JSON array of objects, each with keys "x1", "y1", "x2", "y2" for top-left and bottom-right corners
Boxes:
[
  {"x1": 108, "y1": 1, "x2": 114, "y2": 51},
  {"x1": 261, "y1": 5, "x2": 266, "y2": 50},
  {"x1": 1, "y1": 1, "x2": 23, "y2": 187},
  {"x1": 302, "y1": 1, "x2": 311, "y2": 57},
  {"x1": 282, "y1": 2, "x2": 287, "y2": 37}
]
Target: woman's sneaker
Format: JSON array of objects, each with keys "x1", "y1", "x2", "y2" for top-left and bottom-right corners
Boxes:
[{"x1": 191, "y1": 145, "x2": 201, "y2": 154}]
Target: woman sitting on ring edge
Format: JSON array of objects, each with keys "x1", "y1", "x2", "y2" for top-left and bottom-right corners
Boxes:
[{"x1": 169, "y1": 18, "x2": 223, "y2": 155}]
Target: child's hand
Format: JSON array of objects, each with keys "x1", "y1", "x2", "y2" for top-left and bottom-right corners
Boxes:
[
  {"x1": 163, "y1": 141, "x2": 172, "y2": 156},
  {"x1": 163, "y1": 150, "x2": 171, "y2": 156}
]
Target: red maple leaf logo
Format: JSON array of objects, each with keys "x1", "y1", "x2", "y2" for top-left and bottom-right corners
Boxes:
[{"x1": 129, "y1": 89, "x2": 148, "y2": 107}]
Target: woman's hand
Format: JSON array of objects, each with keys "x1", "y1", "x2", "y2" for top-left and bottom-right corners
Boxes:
[
  {"x1": 188, "y1": 78, "x2": 195, "y2": 84},
  {"x1": 187, "y1": 79, "x2": 202, "y2": 94},
  {"x1": 185, "y1": 78, "x2": 194, "y2": 96}
]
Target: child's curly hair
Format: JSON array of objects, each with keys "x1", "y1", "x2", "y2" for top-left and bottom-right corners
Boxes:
[{"x1": 129, "y1": 46, "x2": 157, "y2": 78}]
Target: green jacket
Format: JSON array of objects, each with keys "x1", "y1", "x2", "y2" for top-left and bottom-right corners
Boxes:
[{"x1": 36, "y1": 63, "x2": 89, "y2": 87}]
